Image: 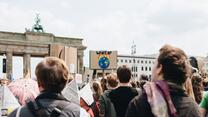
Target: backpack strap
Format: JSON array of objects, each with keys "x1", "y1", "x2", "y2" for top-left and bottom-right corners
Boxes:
[
  {"x1": 27, "y1": 92, "x2": 71, "y2": 117},
  {"x1": 50, "y1": 101, "x2": 69, "y2": 117},
  {"x1": 27, "y1": 100, "x2": 47, "y2": 117},
  {"x1": 15, "y1": 106, "x2": 22, "y2": 117}
]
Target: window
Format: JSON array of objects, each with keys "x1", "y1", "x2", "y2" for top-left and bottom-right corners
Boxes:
[
  {"x1": 141, "y1": 60, "x2": 143, "y2": 64},
  {"x1": 121, "y1": 59, "x2": 123, "y2": 63},
  {"x1": 136, "y1": 67, "x2": 138, "y2": 72},
  {"x1": 133, "y1": 59, "x2": 136, "y2": 63},
  {"x1": 125, "y1": 60, "x2": 127, "y2": 63},
  {"x1": 145, "y1": 61, "x2": 147, "y2": 64},
  {"x1": 141, "y1": 66, "x2": 144, "y2": 71},
  {"x1": 137, "y1": 60, "x2": 140, "y2": 63},
  {"x1": 132, "y1": 66, "x2": 134, "y2": 72},
  {"x1": 149, "y1": 61, "x2": 151, "y2": 64},
  {"x1": 145, "y1": 67, "x2": 148, "y2": 71},
  {"x1": 149, "y1": 67, "x2": 151, "y2": 71},
  {"x1": 129, "y1": 60, "x2": 132, "y2": 63}
]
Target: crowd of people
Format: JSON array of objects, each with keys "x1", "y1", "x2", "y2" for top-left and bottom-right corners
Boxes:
[{"x1": 1, "y1": 44, "x2": 208, "y2": 117}]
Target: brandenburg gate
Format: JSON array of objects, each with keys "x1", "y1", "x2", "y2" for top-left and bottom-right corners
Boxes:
[{"x1": 0, "y1": 31, "x2": 86, "y2": 79}]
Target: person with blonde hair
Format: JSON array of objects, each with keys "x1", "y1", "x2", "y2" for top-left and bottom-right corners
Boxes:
[
  {"x1": 92, "y1": 81, "x2": 103, "y2": 102},
  {"x1": 189, "y1": 57, "x2": 204, "y2": 104},
  {"x1": 184, "y1": 78, "x2": 195, "y2": 101},
  {"x1": 91, "y1": 81, "x2": 103, "y2": 117}
]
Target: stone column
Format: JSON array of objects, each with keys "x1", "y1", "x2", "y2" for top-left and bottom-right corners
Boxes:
[
  {"x1": 6, "y1": 52, "x2": 13, "y2": 80},
  {"x1": 78, "y1": 51, "x2": 84, "y2": 74},
  {"x1": 23, "y1": 53, "x2": 31, "y2": 78}
]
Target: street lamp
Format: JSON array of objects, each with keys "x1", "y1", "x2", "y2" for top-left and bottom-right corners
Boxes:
[
  {"x1": 131, "y1": 41, "x2": 136, "y2": 80},
  {"x1": 2, "y1": 53, "x2": 6, "y2": 74}
]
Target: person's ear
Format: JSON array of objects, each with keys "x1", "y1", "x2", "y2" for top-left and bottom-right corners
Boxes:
[{"x1": 37, "y1": 80, "x2": 44, "y2": 91}]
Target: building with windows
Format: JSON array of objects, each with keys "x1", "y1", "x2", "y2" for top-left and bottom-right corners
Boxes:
[
  {"x1": 117, "y1": 55, "x2": 156, "y2": 81},
  {"x1": 84, "y1": 54, "x2": 208, "y2": 83}
]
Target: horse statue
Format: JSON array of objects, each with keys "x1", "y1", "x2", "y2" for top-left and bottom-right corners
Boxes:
[{"x1": 32, "y1": 14, "x2": 44, "y2": 32}]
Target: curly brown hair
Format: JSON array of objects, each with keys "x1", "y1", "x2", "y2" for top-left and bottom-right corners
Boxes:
[
  {"x1": 191, "y1": 73, "x2": 203, "y2": 104},
  {"x1": 158, "y1": 45, "x2": 191, "y2": 85}
]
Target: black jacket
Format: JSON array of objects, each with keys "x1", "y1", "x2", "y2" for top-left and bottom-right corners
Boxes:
[
  {"x1": 8, "y1": 91, "x2": 80, "y2": 117},
  {"x1": 109, "y1": 86, "x2": 138, "y2": 117},
  {"x1": 125, "y1": 83, "x2": 202, "y2": 117}
]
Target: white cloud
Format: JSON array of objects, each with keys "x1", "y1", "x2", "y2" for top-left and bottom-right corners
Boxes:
[{"x1": 1, "y1": 0, "x2": 208, "y2": 68}]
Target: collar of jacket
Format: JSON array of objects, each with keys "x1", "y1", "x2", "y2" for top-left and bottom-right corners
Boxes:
[
  {"x1": 167, "y1": 82, "x2": 187, "y2": 97},
  {"x1": 36, "y1": 90, "x2": 68, "y2": 101}
]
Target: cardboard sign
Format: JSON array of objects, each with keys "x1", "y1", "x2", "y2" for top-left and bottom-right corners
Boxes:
[{"x1": 90, "y1": 51, "x2": 117, "y2": 70}]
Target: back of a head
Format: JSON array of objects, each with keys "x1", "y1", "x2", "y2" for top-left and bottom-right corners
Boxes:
[
  {"x1": 191, "y1": 73, "x2": 203, "y2": 104},
  {"x1": 189, "y1": 57, "x2": 199, "y2": 73},
  {"x1": 35, "y1": 57, "x2": 69, "y2": 93},
  {"x1": 140, "y1": 74, "x2": 149, "y2": 81},
  {"x1": 158, "y1": 45, "x2": 191, "y2": 85},
  {"x1": 100, "y1": 78, "x2": 108, "y2": 92},
  {"x1": 92, "y1": 81, "x2": 103, "y2": 98},
  {"x1": 197, "y1": 58, "x2": 207, "y2": 78},
  {"x1": 106, "y1": 73, "x2": 118, "y2": 88},
  {"x1": 117, "y1": 65, "x2": 131, "y2": 83},
  {"x1": 189, "y1": 57, "x2": 198, "y2": 69},
  {"x1": 130, "y1": 81, "x2": 137, "y2": 88}
]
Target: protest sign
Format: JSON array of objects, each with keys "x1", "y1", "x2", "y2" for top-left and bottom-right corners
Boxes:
[
  {"x1": 0, "y1": 85, "x2": 20, "y2": 116},
  {"x1": 79, "y1": 83, "x2": 94, "y2": 106},
  {"x1": 75, "y1": 74, "x2": 83, "y2": 84},
  {"x1": 62, "y1": 79, "x2": 80, "y2": 105}
]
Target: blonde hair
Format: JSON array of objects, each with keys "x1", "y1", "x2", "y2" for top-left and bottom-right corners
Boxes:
[
  {"x1": 106, "y1": 73, "x2": 118, "y2": 88},
  {"x1": 184, "y1": 78, "x2": 195, "y2": 101},
  {"x1": 92, "y1": 81, "x2": 103, "y2": 99}
]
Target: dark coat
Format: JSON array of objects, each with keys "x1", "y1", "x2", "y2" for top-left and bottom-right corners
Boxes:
[
  {"x1": 125, "y1": 83, "x2": 202, "y2": 117},
  {"x1": 109, "y1": 86, "x2": 138, "y2": 117},
  {"x1": 8, "y1": 91, "x2": 80, "y2": 117},
  {"x1": 99, "y1": 90, "x2": 117, "y2": 117}
]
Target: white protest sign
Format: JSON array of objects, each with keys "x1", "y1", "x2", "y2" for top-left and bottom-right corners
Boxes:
[
  {"x1": 0, "y1": 85, "x2": 20, "y2": 116},
  {"x1": 75, "y1": 74, "x2": 83, "y2": 84},
  {"x1": 0, "y1": 86, "x2": 3, "y2": 108},
  {"x1": 79, "y1": 83, "x2": 94, "y2": 106},
  {"x1": 62, "y1": 79, "x2": 80, "y2": 105}
]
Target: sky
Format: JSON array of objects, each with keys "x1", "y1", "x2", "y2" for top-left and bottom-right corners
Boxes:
[{"x1": 1, "y1": 0, "x2": 208, "y2": 78}]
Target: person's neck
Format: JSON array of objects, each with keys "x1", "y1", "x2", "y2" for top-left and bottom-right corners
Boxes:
[
  {"x1": 167, "y1": 81, "x2": 183, "y2": 88},
  {"x1": 119, "y1": 82, "x2": 130, "y2": 87},
  {"x1": 108, "y1": 86, "x2": 118, "y2": 90}
]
